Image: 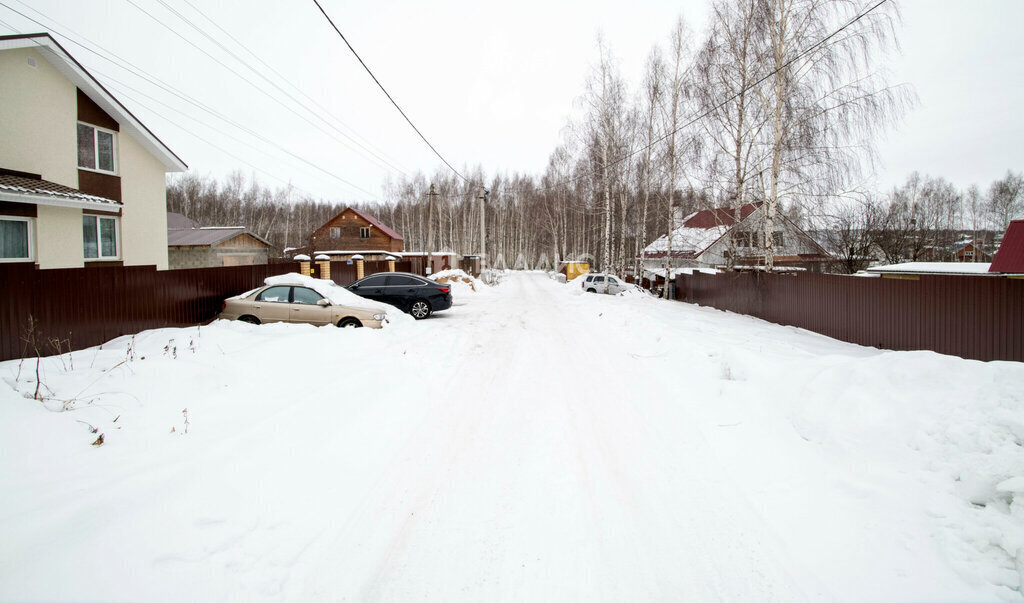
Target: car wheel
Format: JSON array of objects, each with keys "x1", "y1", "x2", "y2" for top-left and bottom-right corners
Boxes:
[
  {"x1": 238, "y1": 315, "x2": 261, "y2": 325},
  {"x1": 586, "y1": 288, "x2": 597, "y2": 293},
  {"x1": 338, "y1": 317, "x2": 362, "y2": 328},
  {"x1": 409, "y1": 300, "x2": 432, "y2": 319}
]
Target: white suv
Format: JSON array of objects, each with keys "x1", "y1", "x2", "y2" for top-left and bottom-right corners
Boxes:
[{"x1": 581, "y1": 273, "x2": 626, "y2": 295}]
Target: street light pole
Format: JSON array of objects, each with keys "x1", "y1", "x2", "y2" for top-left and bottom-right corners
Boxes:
[
  {"x1": 426, "y1": 183, "x2": 436, "y2": 276},
  {"x1": 478, "y1": 187, "x2": 489, "y2": 275}
]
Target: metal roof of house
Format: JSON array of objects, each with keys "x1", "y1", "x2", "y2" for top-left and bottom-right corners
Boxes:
[
  {"x1": 0, "y1": 171, "x2": 121, "y2": 212},
  {"x1": 989, "y1": 220, "x2": 1024, "y2": 273},
  {"x1": 681, "y1": 203, "x2": 761, "y2": 228},
  {"x1": 168, "y1": 227, "x2": 272, "y2": 248},
  {"x1": 0, "y1": 33, "x2": 186, "y2": 172},
  {"x1": 167, "y1": 212, "x2": 200, "y2": 229},
  {"x1": 345, "y1": 207, "x2": 404, "y2": 240}
]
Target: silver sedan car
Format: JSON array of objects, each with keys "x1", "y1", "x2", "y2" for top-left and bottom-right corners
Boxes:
[{"x1": 219, "y1": 283, "x2": 386, "y2": 328}]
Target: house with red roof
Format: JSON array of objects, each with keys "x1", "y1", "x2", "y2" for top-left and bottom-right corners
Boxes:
[
  {"x1": 989, "y1": 220, "x2": 1024, "y2": 276},
  {"x1": 304, "y1": 207, "x2": 404, "y2": 262},
  {"x1": 640, "y1": 202, "x2": 829, "y2": 273}
]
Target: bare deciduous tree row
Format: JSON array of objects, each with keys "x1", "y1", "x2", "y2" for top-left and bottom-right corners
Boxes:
[{"x1": 167, "y1": 0, "x2": 1022, "y2": 273}]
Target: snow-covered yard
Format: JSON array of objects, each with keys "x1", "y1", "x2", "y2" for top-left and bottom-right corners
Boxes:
[{"x1": 1, "y1": 272, "x2": 1022, "y2": 601}]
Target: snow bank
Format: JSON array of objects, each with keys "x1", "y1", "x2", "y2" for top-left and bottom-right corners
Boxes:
[
  {"x1": 566, "y1": 273, "x2": 588, "y2": 295},
  {"x1": 263, "y1": 273, "x2": 413, "y2": 326},
  {"x1": 430, "y1": 268, "x2": 485, "y2": 295}
]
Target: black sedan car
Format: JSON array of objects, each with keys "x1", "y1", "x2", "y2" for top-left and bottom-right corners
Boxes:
[{"x1": 346, "y1": 272, "x2": 452, "y2": 319}]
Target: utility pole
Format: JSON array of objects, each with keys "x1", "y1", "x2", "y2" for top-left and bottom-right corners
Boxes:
[
  {"x1": 478, "y1": 187, "x2": 489, "y2": 275},
  {"x1": 426, "y1": 183, "x2": 436, "y2": 276}
]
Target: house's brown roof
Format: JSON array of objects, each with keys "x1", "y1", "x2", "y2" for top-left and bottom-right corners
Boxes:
[
  {"x1": 167, "y1": 212, "x2": 199, "y2": 229},
  {"x1": 0, "y1": 172, "x2": 121, "y2": 208},
  {"x1": 168, "y1": 227, "x2": 272, "y2": 248},
  {"x1": 346, "y1": 207, "x2": 404, "y2": 240},
  {"x1": 989, "y1": 220, "x2": 1024, "y2": 273},
  {"x1": 682, "y1": 203, "x2": 761, "y2": 228}
]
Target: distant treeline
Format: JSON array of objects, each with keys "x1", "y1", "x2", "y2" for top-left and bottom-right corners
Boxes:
[{"x1": 166, "y1": 0, "x2": 1023, "y2": 273}]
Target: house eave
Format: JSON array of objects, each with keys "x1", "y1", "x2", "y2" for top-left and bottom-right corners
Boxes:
[
  {"x1": 0, "y1": 34, "x2": 187, "y2": 172},
  {"x1": 0, "y1": 189, "x2": 122, "y2": 213}
]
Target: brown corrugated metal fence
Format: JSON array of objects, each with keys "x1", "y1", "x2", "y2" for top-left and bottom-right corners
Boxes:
[
  {"x1": 674, "y1": 272, "x2": 1024, "y2": 362},
  {"x1": 0, "y1": 262, "x2": 299, "y2": 362}
]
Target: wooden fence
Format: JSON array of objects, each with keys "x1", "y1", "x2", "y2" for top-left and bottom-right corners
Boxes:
[{"x1": 674, "y1": 271, "x2": 1024, "y2": 362}]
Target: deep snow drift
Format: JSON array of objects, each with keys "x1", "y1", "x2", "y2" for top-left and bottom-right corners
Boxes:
[{"x1": 1, "y1": 272, "x2": 1021, "y2": 601}]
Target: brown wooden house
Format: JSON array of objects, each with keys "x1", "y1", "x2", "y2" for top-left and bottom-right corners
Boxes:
[{"x1": 305, "y1": 207, "x2": 404, "y2": 261}]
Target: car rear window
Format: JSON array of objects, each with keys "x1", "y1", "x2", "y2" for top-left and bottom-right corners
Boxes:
[
  {"x1": 594, "y1": 276, "x2": 605, "y2": 282},
  {"x1": 387, "y1": 275, "x2": 421, "y2": 286},
  {"x1": 358, "y1": 275, "x2": 388, "y2": 287}
]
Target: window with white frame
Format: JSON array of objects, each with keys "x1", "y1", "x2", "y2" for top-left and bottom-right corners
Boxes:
[
  {"x1": 330, "y1": 227, "x2": 340, "y2": 238},
  {"x1": 82, "y1": 214, "x2": 119, "y2": 260},
  {"x1": 359, "y1": 227, "x2": 370, "y2": 239},
  {"x1": 0, "y1": 216, "x2": 33, "y2": 262},
  {"x1": 77, "y1": 122, "x2": 117, "y2": 174}
]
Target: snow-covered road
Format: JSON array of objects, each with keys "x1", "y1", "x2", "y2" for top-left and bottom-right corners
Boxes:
[{"x1": 2, "y1": 272, "x2": 1022, "y2": 601}]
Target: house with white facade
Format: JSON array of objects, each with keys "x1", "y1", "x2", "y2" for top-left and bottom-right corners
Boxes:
[
  {"x1": 640, "y1": 202, "x2": 830, "y2": 273},
  {"x1": 0, "y1": 33, "x2": 186, "y2": 269}
]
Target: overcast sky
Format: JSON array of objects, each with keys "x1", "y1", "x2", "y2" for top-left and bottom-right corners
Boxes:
[{"x1": 2, "y1": 0, "x2": 1022, "y2": 202}]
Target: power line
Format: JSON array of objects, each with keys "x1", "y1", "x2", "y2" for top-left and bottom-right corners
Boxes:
[
  {"x1": 313, "y1": 0, "x2": 470, "y2": 184},
  {"x1": 0, "y1": 0, "x2": 378, "y2": 198},
  {"x1": 176, "y1": 0, "x2": 410, "y2": 177},
  {"x1": 121, "y1": 0, "x2": 404, "y2": 179},
  {"x1": 101, "y1": 72, "x2": 343, "y2": 197}
]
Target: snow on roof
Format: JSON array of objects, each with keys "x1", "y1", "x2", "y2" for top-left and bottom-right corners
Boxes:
[
  {"x1": 314, "y1": 250, "x2": 404, "y2": 257},
  {"x1": 644, "y1": 224, "x2": 731, "y2": 256},
  {"x1": 0, "y1": 171, "x2": 121, "y2": 212},
  {"x1": 989, "y1": 220, "x2": 1024, "y2": 273},
  {"x1": 644, "y1": 267, "x2": 719, "y2": 280},
  {"x1": 642, "y1": 204, "x2": 761, "y2": 257},
  {"x1": 866, "y1": 262, "x2": 994, "y2": 275}
]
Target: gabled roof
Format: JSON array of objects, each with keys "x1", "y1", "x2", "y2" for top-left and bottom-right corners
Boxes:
[
  {"x1": 0, "y1": 171, "x2": 121, "y2": 213},
  {"x1": 167, "y1": 226, "x2": 272, "y2": 248},
  {"x1": 0, "y1": 33, "x2": 186, "y2": 172},
  {"x1": 643, "y1": 203, "x2": 761, "y2": 257},
  {"x1": 344, "y1": 207, "x2": 403, "y2": 240},
  {"x1": 167, "y1": 212, "x2": 200, "y2": 229},
  {"x1": 681, "y1": 203, "x2": 761, "y2": 228},
  {"x1": 989, "y1": 220, "x2": 1024, "y2": 273}
]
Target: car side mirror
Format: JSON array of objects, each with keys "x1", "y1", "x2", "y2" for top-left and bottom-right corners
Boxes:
[{"x1": 317, "y1": 299, "x2": 330, "y2": 306}]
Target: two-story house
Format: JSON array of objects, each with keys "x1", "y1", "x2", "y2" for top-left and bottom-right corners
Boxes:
[
  {"x1": 641, "y1": 202, "x2": 830, "y2": 272},
  {"x1": 302, "y1": 207, "x2": 404, "y2": 262},
  {"x1": 0, "y1": 33, "x2": 186, "y2": 269}
]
